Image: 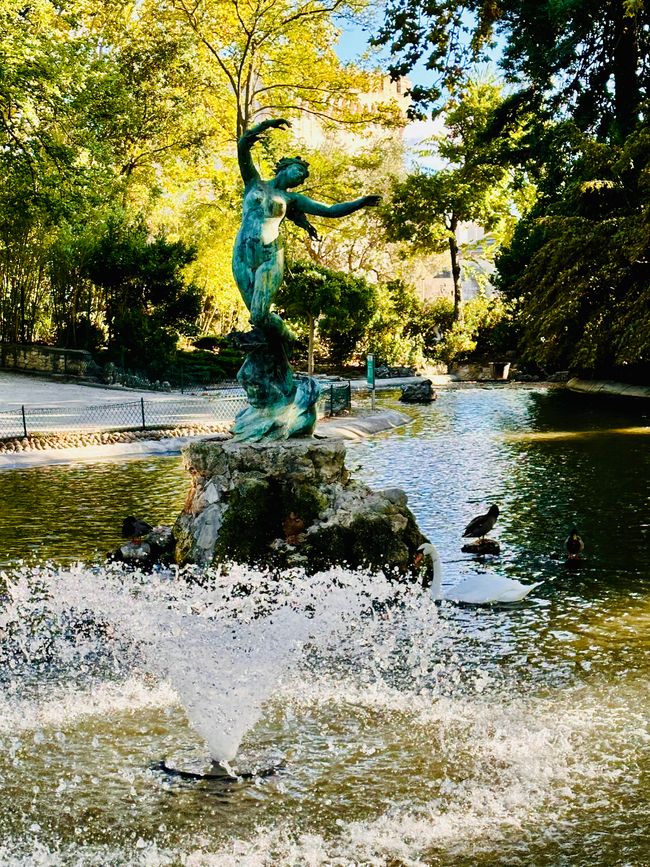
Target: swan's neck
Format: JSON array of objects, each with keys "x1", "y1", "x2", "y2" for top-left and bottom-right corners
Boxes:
[{"x1": 430, "y1": 552, "x2": 443, "y2": 600}]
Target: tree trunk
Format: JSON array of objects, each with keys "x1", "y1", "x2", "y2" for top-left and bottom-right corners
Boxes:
[
  {"x1": 614, "y1": 6, "x2": 639, "y2": 138},
  {"x1": 307, "y1": 313, "x2": 315, "y2": 376},
  {"x1": 448, "y1": 215, "x2": 461, "y2": 321}
]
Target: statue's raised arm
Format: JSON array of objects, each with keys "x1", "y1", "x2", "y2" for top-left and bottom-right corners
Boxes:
[{"x1": 237, "y1": 118, "x2": 291, "y2": 186}]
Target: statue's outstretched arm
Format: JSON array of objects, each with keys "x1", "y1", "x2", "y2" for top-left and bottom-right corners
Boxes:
[
  {"x1": 237, "y1": 118, "x2": 291, "y2": 186},
  {"x1": 286, "y1": 202, "x2": 321, "y2": 241},
  {"x1": 289, "y1": 192, "x2": 381, "y2": 219}
]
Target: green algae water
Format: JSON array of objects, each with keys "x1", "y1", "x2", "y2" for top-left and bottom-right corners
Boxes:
[{"x1": 0, "y1": 385, "x2": 649, "y2": 866}]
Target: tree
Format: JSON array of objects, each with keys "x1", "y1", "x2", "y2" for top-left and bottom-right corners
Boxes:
[
  {"x1": 0, "y1": 0, "x2": 210, "y2": 347},
  {"x1": 0, "y1": 0, "x2": 110, "y2": 344},
  {"x1": 164, "y1": 0, "x2": 402, "y2": 137},
  {"x1": 375, "y1": 0, "x2": 650, "y2": 139},
  {"x1": 382, "y1": 78, "x2": 526, "y2": 320},
  {"x1": 84, "y1": 216, "x2": 201, "y2": 375},
  {"x1": 276, "y1": 261, "x2": 376, "y2": 371},
  {"x1": 495, "y1": 126, "x2": 650, "y2": 376},
  {"x1": 75, "y1": 1, "x2": 210, "y2": 207}
]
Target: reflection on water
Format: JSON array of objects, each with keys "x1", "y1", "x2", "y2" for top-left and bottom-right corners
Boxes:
[
  {"x1": 0, "y1": 457, "x2": 187, "y2": 566},
  {"x1": 0, "y1": 384, "x2": 649, "y2": 866}
]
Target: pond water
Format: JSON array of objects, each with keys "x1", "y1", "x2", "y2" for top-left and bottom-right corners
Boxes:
[{"x1": 1, "y1": 385, "x2": 649, "y2": 866}]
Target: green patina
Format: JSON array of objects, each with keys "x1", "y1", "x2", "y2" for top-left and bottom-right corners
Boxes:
[{"x1": 231, "y1": 117, "x2": 380, "y2": 442}]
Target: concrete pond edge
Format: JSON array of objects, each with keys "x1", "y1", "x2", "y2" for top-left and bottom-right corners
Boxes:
[{"x1": 0, "y1": 409, "x2": 414, "y2": 469}]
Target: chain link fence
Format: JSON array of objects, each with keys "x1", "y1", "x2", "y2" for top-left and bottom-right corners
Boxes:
[
  {"x1": 0, "y1": 380, "x2": 351, "y2": 440},
  {"x1": 0, "y1": 395, "x2": 248, "y2": 440},
  {"x1": 317, "y1": 381, "x2": 351, "y2": 417}
]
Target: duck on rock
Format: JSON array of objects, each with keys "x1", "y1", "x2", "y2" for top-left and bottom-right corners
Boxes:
[{"x1": 462, "y1": 505, "x2": 500, "y2": 542}]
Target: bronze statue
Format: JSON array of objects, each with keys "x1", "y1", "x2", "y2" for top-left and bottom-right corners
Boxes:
[{"x1": 231, "y1": 117, "x2": 380, "y2": 441}]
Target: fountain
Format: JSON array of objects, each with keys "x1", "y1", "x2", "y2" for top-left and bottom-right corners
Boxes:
[
  {"x1": 173, "y1": 118, "x2": 429, "y2": 575},
  {"x1": 1, "y1": 561, "x2": 438, "y2": 779},
  {"x1": 0, "y1": 121, "x2": 433, "y2": 801},
  {"x1": 2, "y1": 387, "x2": 649, "y2": 863}
]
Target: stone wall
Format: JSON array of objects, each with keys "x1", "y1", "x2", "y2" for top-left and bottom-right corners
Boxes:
[
  {"x1": 1, "y1": 343, "x2": 94, "y2": 377},
  {"x1": 449, "y1": 361, "x2": 511, "y2": 381}
]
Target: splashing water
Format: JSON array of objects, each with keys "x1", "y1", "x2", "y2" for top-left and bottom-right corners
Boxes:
[
  {"x1": 1, "y1": 557, "x2": 649, "y2": 865},
  {"x1": 1, "y1": 562, "x2": 440, "y2": 763}
]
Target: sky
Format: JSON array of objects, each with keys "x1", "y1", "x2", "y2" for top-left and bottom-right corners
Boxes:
[
  {"x1": 335, "y1": 19, "x2": 446, "y2": 162},
  {"x1": 334, "y1": 16, "x2": 505, "y2": 165}
]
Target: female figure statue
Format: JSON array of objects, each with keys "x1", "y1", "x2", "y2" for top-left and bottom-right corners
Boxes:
[
  {"x1": 233, "y1": 117, "x2": 380, "y2": 341},
  {"x1": 231, "y1": 117, "x2": 380, "y2": 441}
]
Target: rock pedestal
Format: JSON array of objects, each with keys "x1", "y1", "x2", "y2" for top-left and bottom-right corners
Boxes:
[{"x1": 174, "y1": 438, "x2": 428, "y2": 578}]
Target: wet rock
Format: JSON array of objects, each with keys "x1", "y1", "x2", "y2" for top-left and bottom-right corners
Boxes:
[
  {"x1": 175, "y1": 439, "x2": 428, "y2": 579},
  {"x1": 375, "y1": 364, "x2": 416, "y2": 379},
  {"x1": 399, "y1": 380, "x2": 436, "y2": 404},
  {"x1": 461, "y1": 538, "x2": 501, "y2": 556},
  {"x1": 511, "y1": 373, "x2": 540, "y2": 382}
]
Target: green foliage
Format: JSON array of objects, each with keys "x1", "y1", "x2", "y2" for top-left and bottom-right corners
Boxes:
[
  {"x1": 427, "y1": 293, "x2": 515, "y2": 365},
  {"x1": 376, "y1": 0, "x2": 650, "y2": 139},
  {"x1": 495, "y1": 125, "x2": 650, "y2": 373},
  {"x1": 276, "y1": 261, "x2": 377, "y2": 368},
  {"x1": 174, "y1": 349, "x2": 226, "y2": 383},
  {"x1": 364, "y1": 280, "x2": 425, "y2": 367},
  {"x1": 383, "y1": 78, "x2": 531, "y2": 320},
  {"x1": 83, "y1": 215, "x2": 201, "y2": 376}
]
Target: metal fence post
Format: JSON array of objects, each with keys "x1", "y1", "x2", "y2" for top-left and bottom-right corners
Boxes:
[
  {"x1": 21, "y1": 405, "x2": 28, "y2": 438},
  {"x1": 140, "y1": 398, "x2": 146, "y2": 430}
]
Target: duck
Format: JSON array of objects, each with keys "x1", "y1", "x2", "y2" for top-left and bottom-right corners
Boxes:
[
  {"x1": 121, "y1": 516, "x2": 153, "y2": 544},
  {"x1": 462, "y1": 504, "x2": 500, "y2": 541},
  {"x1": 417, "y1": 542, "x2": 542, "y2": 604},
  {"x1": 565, "y1": 527, "x2": 584, "y2": 560}
]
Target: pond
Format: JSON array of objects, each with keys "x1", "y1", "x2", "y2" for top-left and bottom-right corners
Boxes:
[{"x1": 1, "y1": 384, "x2": 649, "y2": 866}]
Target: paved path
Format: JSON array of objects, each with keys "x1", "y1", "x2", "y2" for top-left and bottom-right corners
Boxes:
[
  {"x1": 0, "y1": 370, "x2": 220, "y2": 408},
  {"x1": 0, "y1": 371, "x2": 247, "y2": 436},
  {"x1": 0, "y1": 370, "x2": 446, "y2": 407}
]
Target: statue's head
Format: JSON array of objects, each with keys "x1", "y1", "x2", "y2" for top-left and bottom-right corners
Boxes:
[{"x1": 274, "y1": 156, "x2": 309, "y2": 189}]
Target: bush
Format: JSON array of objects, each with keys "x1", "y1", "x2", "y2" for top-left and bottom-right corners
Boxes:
[
  {"x1": 193, "y1": 335, "x2": 222, "y2": 351},
  {"x1": 428, "y1": 293, "x2": 516, "y2": 365},
  {"x1": 56, "y1": 317, "x2": 105, "y2": 353}
]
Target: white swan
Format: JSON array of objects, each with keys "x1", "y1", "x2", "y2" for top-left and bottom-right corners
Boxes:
[{"x1": 418, "y1": 542, "x2": 542, "y2": 604}]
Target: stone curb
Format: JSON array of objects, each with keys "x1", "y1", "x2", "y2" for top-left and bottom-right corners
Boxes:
[
  {"x1": 0, "y1": 424, "x2": 230, "y2": 454},
  {"x1": 567, "y1": 378, "x2": 650, "y2": 399},
  {"x1": 315, "y1": 409, "x2": 413, "y2": 440}
]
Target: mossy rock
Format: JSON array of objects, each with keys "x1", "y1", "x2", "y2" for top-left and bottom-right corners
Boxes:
[
  {"x1": 213, "y1": 477, "x2": 282, "y2": 562},
  {"x1": 279, "y1": 483, "x2": 328, "y2": 525},
  {"x1": 176, "y1": 440, "x2": 429, "y2": 580}
]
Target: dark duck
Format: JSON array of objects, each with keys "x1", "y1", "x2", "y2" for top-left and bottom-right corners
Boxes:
[
  {"x1": 565, "y1": 527, "x2": 584, "y2": 560},
  {"x1": 121, "y1": 516, "x2": 153, "y2": 544},
  {"x1": 462, "y1": 504, "x2": 500, "y2": 541}
]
